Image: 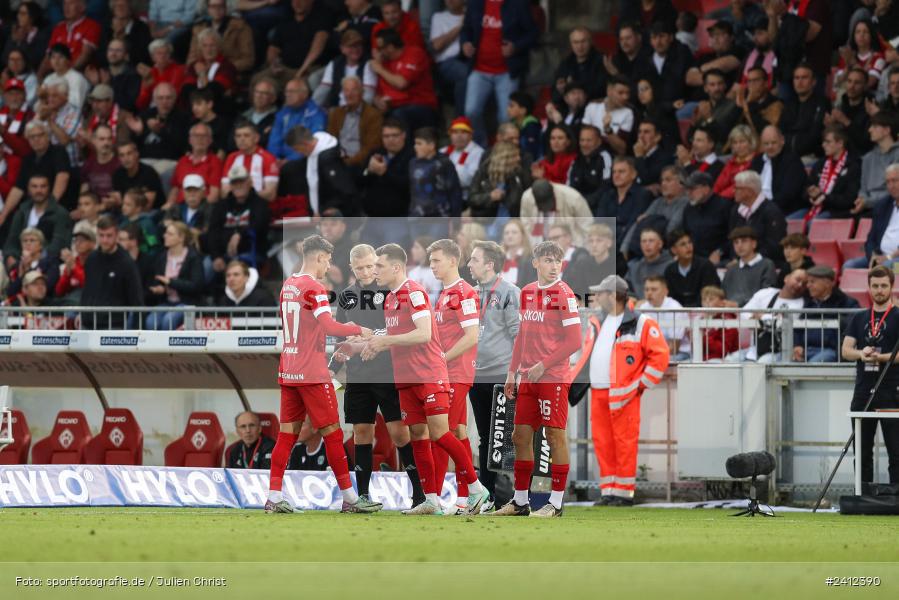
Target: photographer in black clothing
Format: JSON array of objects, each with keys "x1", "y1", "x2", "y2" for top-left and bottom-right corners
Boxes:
[
  {"x1": 841, "y1": 266, "x2": 899, "y2": 485},
  {"x1": 333, "y1": 243, "x2": 425, "y2": 507}
]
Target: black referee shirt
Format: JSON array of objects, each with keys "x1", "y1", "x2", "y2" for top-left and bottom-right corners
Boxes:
[{"x1": 334, "y1": 280, "x2": 394, "y2": 384}]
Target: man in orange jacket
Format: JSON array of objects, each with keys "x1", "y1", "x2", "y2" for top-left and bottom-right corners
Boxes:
[{"x1": 581, "y1": 275, "x2": 669, "y2": 506}]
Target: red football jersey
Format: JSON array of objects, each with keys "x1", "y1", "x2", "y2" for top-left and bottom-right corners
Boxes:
[
  {"x1": 278, "y1": 273, "x2": 358, "y2": 385},
  {"x1": 222, "y1": 149, "x2": 279, "y2": 193},
  {"x1": 435, "y1": 278, "x2": 479, "y2": 385},
  {"x1": 171, "y1": 153, "x2": 223, "y2": 202},
  {"x1": 48, "y1": 17, "x2": 101, "y2": 63},
  {"x1": 384, "y1": 278, "x2": 449, "y2": 388},
  {"x1": 514, "y1": 278, "x2": 581, "y2": 381}
]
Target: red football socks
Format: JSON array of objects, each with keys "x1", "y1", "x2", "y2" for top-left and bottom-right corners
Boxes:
[
  {"x1": 322, "y1": 429, "x2": 352, "y2": 490},
  {"x1": 268, "y1": 431, "x2": 299, "y2": 492},
  {"x1": 435, "y1": 432, "x2": 477, "y2": 485},
  {"x1": 431, "y1": 444, "x2": 450, "y2": 497},
  {"x1": 513, "y1": 459, "x2": 534, "y2": 494},
  {"x1": 456, "y1": 438, "x2": 472, "y2": 499},
  {"x1": 411, "y1": 439, "x2": 437, "y2": 495},
  {"x1": 551, "y1": 463, "x2": 569, "y2": 492}
]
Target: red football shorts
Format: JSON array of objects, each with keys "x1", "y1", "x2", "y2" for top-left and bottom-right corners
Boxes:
[
  {"x1": 279, "y1": 383, "x2": 339, "y2": 428},
  {"x1": 398, "y1": 382, "x2": 450, "y2": 426},
  {"x1": 514, "y1": 381, "x2": 570, "y2": 429},
  {"x1": 447, "y1": 383, "x2": 471, "y2": 429}
]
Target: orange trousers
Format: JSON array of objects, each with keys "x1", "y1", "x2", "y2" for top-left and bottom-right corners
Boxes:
[{"x1": 591, "y1": 388, "x2": 641, "y2": 498}]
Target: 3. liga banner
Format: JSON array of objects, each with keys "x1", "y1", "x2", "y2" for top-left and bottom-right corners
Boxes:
[
  {"x1": 0, "y1": 465, "x2": 457, "y2": 509},
  {"x1": 488, "y1": 385, "x2": 551, "y2": 477}
]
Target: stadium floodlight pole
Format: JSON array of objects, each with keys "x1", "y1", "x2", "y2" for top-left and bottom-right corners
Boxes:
[{"x1": 813, "y1": 331, "x2": 899, "y2": 512}]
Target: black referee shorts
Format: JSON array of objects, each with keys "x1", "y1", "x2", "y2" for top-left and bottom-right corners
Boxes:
[{"x1": 344, "y1": 382, "x2": 403, "y2": 424}]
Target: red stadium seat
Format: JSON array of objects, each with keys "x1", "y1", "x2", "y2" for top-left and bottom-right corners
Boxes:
[
  {"x1": 678, "y1": 119, "x2": 691, "y2": 145},
  {"x1": 533, "y1": 85, "x2": 552, "y2": 120},
  {"x1": 845, "y1": 289, "x2": 872, "y2": 308},
  {"x1": 838, "y1": 240, "x2": 866, "y2": 263},
  {"x1": 855, "y1": 218, "x2": 872, "y2": 240},
  {"x1": 84, "y1": 408, "x2": 143, "y2": 465},
  {"x1": 841, "y1": 269, "x2": 871, "y2": 308},
  {"x1": 695, "y1": 19, "x2": 715, "y2": 53},
  {"x1": 592, "y1": 31, "x2": 618, "y2": 55},
  {"x1": 808, "y1": 241, "x2": 843, "y2": 275},
  {"x1": 786, "y1": 219, "x2": 805, "y2": 234},
  {"x1": 673, "y1": 0, "x2": 730, "y2": 11},
  {"x1": 257, "y1": 412, "x2": 280, "y2": 440},
  {"x1": 31, "y1": 411, "x2": 92, "y2": 464},
  {"x1": 809, "y1": 219, "x2": 853, "y2": 242},
  {"x1": 0, "y1": 410, "x2": 31, "y2": 464},
  {"x1": 840, "y1": 269, "x2": 869, "y2": 290},
  {"x1": 164, "y1": 412, "x2": 225, "y2": 468}
]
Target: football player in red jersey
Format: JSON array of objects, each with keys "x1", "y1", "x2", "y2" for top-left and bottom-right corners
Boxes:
[
  {"x1": 427, "y1": 239, "x2": 480, "y2": 515},
  {"x1": 497, "y1": 240, "x2": 583, "y2": 518},
  {"x1": 360, "y1": 243, "x2": 490, "y2": 515},
  {"x1": 266, "y1": 235, "x2": 383, "y2": 514}
]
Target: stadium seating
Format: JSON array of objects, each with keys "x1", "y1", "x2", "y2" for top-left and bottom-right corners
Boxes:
[
  {"x1": 809, "y1": 219, "x2": 854, "y2": 242},
  {"x1": 808, "y1": 241, "x2": 843, "y2": 275},
  {"x1": 258, "y1": 412, "x2": 280, "y2": 440},
  {"x1": 0, "y1": 409, "x2": 31, "y2": 464},
  {"x1": 164, "y1": 412, "x2": 226, "y2": 468},
  {"x1": 838, "y1": 239, "x2": 866, "y2": 265},
  {"x1": 31, "y1": 411, "x2": 93, "y2": 464},
  {"x1": 695, "y1": 19, "x2": 714, "y2": 53},
  {"x1": 841, "y1": 269, "x2": 872, "y2": 308},
  {"x1": 855, "y1": 218, "x2": 872, "y2": 241},
  {"x1": 84, "y1": 408, "x2": 144, "y2": 465},
  {"x1": 787, "y1": 220, "x2": 805, "y2": 234}
]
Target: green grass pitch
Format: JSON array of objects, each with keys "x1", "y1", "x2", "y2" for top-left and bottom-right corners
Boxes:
[{"x1": 1, "y1": 506, "x2": 898, "y2": 599}]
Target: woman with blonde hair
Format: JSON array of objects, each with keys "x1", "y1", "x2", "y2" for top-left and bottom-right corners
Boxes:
[
  {"x1": 713, "y1": 124, "x2": 758, "y2": 199},
  {"x1": 467, "y1": 141, "x2": 532, "y2": 219},
  {"x1": 500, "y1": 218, "x2": 535, "y2": 287},
  {"x1": 145, "y1": 221, "x2": 205, "y2": 330}
]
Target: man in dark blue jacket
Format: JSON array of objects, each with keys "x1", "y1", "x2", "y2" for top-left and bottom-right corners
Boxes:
[
  {"x1": 796, "y1": 265, "x2": 859, "y2": 363},
  {"x1": 845, "y1": 164, "x2": 899, "y2": 270},
  {"x1": 461, "y1": 0, "x2": 538, "y2": 145}
]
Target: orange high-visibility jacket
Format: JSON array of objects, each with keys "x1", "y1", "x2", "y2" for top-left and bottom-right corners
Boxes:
[{"x1": 572, "y1": 310, "x2": 670, "y2": 410}]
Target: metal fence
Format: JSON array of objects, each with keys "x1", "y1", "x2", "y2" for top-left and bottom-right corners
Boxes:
[
  {"x1": 0, "y1": 306, "x2": 281, "y2": 331},
  {"x1": 0, "y1": 305, "x2": 865, "y2": 364}
]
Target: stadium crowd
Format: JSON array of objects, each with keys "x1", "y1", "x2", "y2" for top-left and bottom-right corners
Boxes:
[{"x1": 0, "y1": 0, "x2": 896, "y2": 365}]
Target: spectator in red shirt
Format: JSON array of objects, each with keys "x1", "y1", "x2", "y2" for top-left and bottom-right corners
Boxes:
[
  {"x1": 0, "y1": 78, "x2": 34, "y2": 157},
  {"x1": 371, "y1": 28, "x2": 438, "y2": 131},
  {"x1": 221, "y1": 121, "x2": 279, "y2": 202},
  {"x1": 135, "y1": 39, "x2": 187, "y2": 112},
  {"x1": 42, "y1": 0, "x2": 101, "y2": 74},
  {"x1": 371, "y1": 0, "x2": 425, "y2": 50},
  {"x1": 168, "y1": 122, "x2": 224, "y2": 209},
  {"x1": 713, "y1": 124, "x2": 758, "y2": 199},
  {"x1": 0, "y1": 152, "x2": 22, "y2": 209},
  {"x1": 699, "y1": 285, "x2": 739, "y2": 361},
  {"x1": 55, "y1": 221, "x2": 96, "y2": 302},
  {"x1": 461, "y1": 0, "x2": 538, "y2": 145},
  {"x1": 531, "y1": 124, "x2": 577, "y2": 185},
  {"x1": 79, "y1": 124, "x2": 119, "y2": 206}
]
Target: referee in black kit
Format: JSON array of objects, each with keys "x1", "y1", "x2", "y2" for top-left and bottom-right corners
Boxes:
[
  {"x1": 841, "y1": 265, "x2": 899, "y2": 486},
  {"x1": 333, "y1": 243, "x2": 427, "y2": 506}
]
